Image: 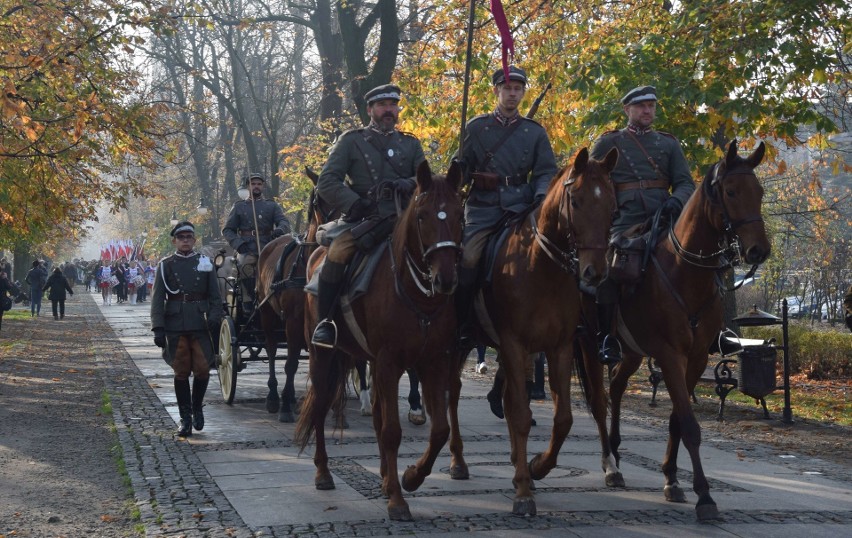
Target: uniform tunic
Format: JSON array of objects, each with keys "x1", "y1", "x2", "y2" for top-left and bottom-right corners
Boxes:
[
  {"x1": 222, "y1": 197, "x2": 291, "y2": 256},
  {"x1": 317, "y1": 127, "x2": 426, "y2": 219},
  {"x1": 458, "y1": 113, "x2": 558, "y2": 241},
  {"x1": 150, "y1": 251, "x2": 222, "y2": 367},
  {"x1": 590, "y1": 128, "x2": 695, "y2": 234}
]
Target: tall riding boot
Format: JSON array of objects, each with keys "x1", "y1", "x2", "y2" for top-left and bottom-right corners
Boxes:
[
  {"x1": 174, "y1": 379, "x2": 193, "y2": 437},
  {"x1": 596, "y1": 301, "x2": 622, "y2": 365},
  {"x1": 192, "y1": 376, "x2": 209, "y2": 431},
  {"x1": 530, "y1": 353, "x2": 546, "y2": 400},
  {"x1": 486, "y1": 366, "x2": 505, "y2": 419},
  {"x1": 526, "y1": 379, "x2": 538, "y2": 427},
  {"x1": 455, "y1": 267, "x2": 479, "y2": 348},
  {"x1": 311, "y1": 261, "x2": 347, "y2": 348}
]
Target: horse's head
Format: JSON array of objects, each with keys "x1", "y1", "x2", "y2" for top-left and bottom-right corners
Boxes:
[
  {"x1": 548, "y1": 146, "x2": 618, "y2": 287},
  {"x1": 703, "y1": 139, "x2": 770, "y2": 266},
  {"x1": 393, "y1": 160, "x2": 464, "y2": 296}
]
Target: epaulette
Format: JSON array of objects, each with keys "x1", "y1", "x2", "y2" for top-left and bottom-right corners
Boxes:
[
  {"x1": 398, "y1": 130, "x2": 420, "y2": 140},
  {"x1": 656, "y1": 130, "x2": 678, "y2": 141},
  {"x1": 466, "y1": 113, "x2": 490, "y2": 126},
  {"x1": 599, "y1": 129, "x2": 621, "y2": 137},
  {"x1": 334, "y1": 128, "x2": 364, "y2": 143},
  {"x1": 521, "y1": 116, "x2": 544, "y2": 127}
]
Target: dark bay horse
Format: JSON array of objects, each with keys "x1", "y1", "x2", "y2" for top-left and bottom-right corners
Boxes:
[
  {"x1": 255, "y1": 168, "x2": 340, "y2": 422},
  {"x1": 606, "y1": 139, "x2": 770, "y2": 520},
  {"x1": 294, "y1": 160, "x2": 464, "y2": 521},
  {"x1": 447, "y1": 147, "x2": 618, "y2": 516}
]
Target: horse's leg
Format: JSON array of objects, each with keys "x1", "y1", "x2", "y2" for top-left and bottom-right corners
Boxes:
[
  {"x1": 499, "y1": 342, "x2": 535, "y2": 516},
  {"x1": 660, "y1": 352, "x2": 718, "y2": 520},
  {"x1": 529, "y1": 341, "x2": 574, "y2": 481},
  {"x1": 355, "y1": 358, "x2": 371, "y2": 416},
  {"x1": 279, "y1": 338, "x2": 301, "y2": 422},
  {"x1": 308, "y1": 346, "x2": 338, "y2": 491},
  {"x1": 262, "y1": 316, "x2": 280, "y2": 414},
  {"x1": 608, "y1": 352, "x2": 643, "y2": 466},
  {"x1": 373, "y1": 355, "x2": 410, "y2": 521},
  {"x1": 578, "y1": 333, "x2": 624, "y2": 487},
  {"x1": 407, "y1": 368, "x2": 425, "y2": 425},
  {"x1": 402, "y1": 360, "x2": 451, "y2": 492},
  {"x1": 448, "y1": 349, "x2": 469, "y2": 480}
]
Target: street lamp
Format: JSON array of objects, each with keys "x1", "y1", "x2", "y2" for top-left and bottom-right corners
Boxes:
[{"x1": 169, "y1": 208, "x2": 178, "y2": 226}]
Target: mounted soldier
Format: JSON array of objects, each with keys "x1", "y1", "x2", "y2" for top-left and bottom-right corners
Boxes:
[
  {"x1": 222, "y1": 173, "x2": 291, "y2": 312},
  {"x1": 310, "y1": 83, "x2": 426, "y2": 348},
  {"x1": 590, "y1": 85, "x2": 696, "y2": 365}
]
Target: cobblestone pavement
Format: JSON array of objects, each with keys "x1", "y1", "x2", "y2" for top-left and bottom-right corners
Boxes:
[{"x1": 84, "y1": 292, "x2": 851, "y2": 538}]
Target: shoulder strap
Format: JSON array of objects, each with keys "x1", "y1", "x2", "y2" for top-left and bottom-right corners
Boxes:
[
  {"x1": 361, "y1": 130, "x2": 407, "y2": 178},
  {"x1": 623, "y1": 130, "x2": 668, "y2": 182},
  {"x1": 479, "y1": 119, "x2": 523, "y2": 172}
]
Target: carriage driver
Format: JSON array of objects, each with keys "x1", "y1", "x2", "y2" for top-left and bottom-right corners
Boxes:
[
  {"x1": 590, "y1": 85, "x2": 696, "y2": 365},
  {"x1": 310, "y1": 83, "x2": 426, "y2": 348},
  {"x1": 222, "y1": 173, "x2": 291, "y2": 311},
  {"x1": 151, "y1": 221, "x2": 223, "y2": 438}
]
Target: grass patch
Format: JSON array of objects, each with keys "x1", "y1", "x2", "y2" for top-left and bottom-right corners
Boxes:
[
  {"x1": 102, "y1": 390, "x2": 143, "y2": 535},
  {"x1": 3, "y1": 309, "x2": 33, "y2": 320}
]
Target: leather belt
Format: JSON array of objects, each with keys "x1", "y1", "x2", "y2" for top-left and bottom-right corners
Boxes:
[
  {"x1": 615, "y1": 179, "x2": 669, "y2": 192},
  {"x1": 239, "y1": 229, "x2": 271, "y2": 237},
  {"x1": 471, "y1": 172, "x2": 525, "y2": 191},
  {"x1": 166, "y1": 292, "x2": 209, "y2": 302}
]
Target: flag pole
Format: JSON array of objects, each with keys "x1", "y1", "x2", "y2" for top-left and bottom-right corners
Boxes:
[{"x1": 458, "y1": 0, "x2": 477, "y2": 158}]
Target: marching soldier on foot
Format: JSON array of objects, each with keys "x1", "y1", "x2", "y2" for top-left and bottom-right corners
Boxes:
[{"x1": 151, "y1": 222, "x2": 223, "y2": 438}]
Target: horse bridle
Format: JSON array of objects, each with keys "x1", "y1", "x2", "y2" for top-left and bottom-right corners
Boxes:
[
  {"x1": 398, "y1": 190, "x2": 463, "y2": 298},
  {"x1": 669, "y1": 162, "x2": 763, "y2": 287}
]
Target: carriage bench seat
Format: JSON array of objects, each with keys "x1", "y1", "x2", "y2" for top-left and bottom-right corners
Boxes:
[{"x1": 646, "y1": 336, "x2": 776, "y2": 421}]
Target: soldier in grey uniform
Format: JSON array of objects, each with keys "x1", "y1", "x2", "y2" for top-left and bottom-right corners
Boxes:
[
  {"x1": 311, "y1": 83, "x2": 426, "y2": 348},
  {"x1": 590, "y1": 85, "x2": 696, "y2": 364},
  {"x1": 151, "y1": 221, "x2": 223, "y2": 437},
  {"x1": 222, "y1": 173, "x2": 291, "y2": 310},
  {"x1": 455, "y1": 65, "x2": 558, "y2": 341}
]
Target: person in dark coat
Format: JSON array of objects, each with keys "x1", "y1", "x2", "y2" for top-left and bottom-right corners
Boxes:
[
  {"x1": 310, "y1": 83, "x2": 426, "y2": 348},
  {"x1": 151, "y1": 221, "x2": 223, "y2": 437},
  {"x1": 43, "y1": 267, "x2": 74, "y2": 320},
  {"x1": 25, "y1": 260, "x2": 48, "y2": 317},
  {"x1": 0, "y1": 270, "x2": 16, "y2": 334},
  {"x1": 589, "y1": 84, "x2": 696, "y2": 364}
]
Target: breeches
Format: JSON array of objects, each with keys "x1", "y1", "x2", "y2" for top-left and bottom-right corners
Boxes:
[
  {"x1": 326, "y1": 230, "x2": 358, "y2": 265},
  {"x1": 237, "y1": 253, "x2": 258, "y2": 301},
  {"x1": 461, "y1": 229, "x2": 491, "y2": 270},
  {"x1": 171, "y1": 334, "x2": 211, "y2": 381}
]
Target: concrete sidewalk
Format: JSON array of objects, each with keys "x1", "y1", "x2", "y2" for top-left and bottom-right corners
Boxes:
[{"x1": 84, "y1": 291, "x2": 851, "y2": 537}]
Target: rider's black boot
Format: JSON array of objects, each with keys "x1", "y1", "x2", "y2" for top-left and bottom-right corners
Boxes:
[
  {"x1": 175, "y1": 378, "x2": 193, "y2": 437},
  {"x1": 530, "y1": 353, "x2": 547, "y2": 400},
  {"x1": 455, "y1": 267, "x2": 479, "y2": 349},
  {"x1": 192, "y1": 376, "x2": 209, "y2": 431},
  {"x1": 596, "y1": 301, "x2": 622, "y2": 366},
  {"x1": 311, "y1": 261, "x2": 347, "y2": 349}
]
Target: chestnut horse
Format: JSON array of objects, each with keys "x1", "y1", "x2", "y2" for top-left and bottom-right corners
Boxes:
[
  {"x1": 447, "y1": 147, "x2": 619, "y2": 516},
  {"x1": 294, "y1": 161, "x2": 464, "y2": 521},
  {"x1": 255, "y1": 168, "x2": 340, "y2": 422},
  {"x1": 606, "y1": 139, "x2": 769, "y2": 520}
]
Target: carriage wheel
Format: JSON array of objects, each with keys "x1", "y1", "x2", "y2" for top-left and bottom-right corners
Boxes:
[{"x1": 217, "y1": 316, "x2": 238, "y2": 405}]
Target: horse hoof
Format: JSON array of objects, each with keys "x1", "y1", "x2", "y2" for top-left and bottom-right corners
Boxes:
[
  {"x1": 449, "y1": 463, "x2": 469, "y2": 480},
  {"x1": 360, "y1": 390, "x2": 372, "y2": 416},
  {"x1": 408, "y1": 409, "x2": 426, "y2": 426},
  {"x1": 512, "y1": 496, "x2": 536, "y2": 516},
  {"x1": 605, "y1": 472, "x2": 625, "y2": 488},
  {"x1": 388, "y1": 504, "x2": 413, "y2": 521},
  {"x1": 696, "y1": 501, "x2": 720, "y2": 521},
  {"x1": 528, "y1": 454, "x2": 547, "y2": 481},
  {"x1": 265, "y1": 395, "x2": 280, "y2": 414},
  {"x1": 402, "y1": 465, "x2": 425, "y2": 492},
  {"x1": 278, "y1": 410, "x2": 295, "y2": 423},
  {"x1": 664, "y1": 484, "x2": 688, "y2": 503},
  {"x1": 315, "y1": 475, "x2": 335, "y2": 491}
]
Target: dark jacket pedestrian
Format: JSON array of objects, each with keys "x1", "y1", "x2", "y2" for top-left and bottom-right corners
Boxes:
[
  {"x1": 0, "y1": 271, "x2": 15, "y2": 333},
  {"x1": 44, "y1": 268, "x2": 74, "y2": 320},
  {"x1": 25, "y1": 260, "x2": 48, "y2": 317},
  {"x1": 151, "y1": 221, "x2": 222, "y2": 437}
]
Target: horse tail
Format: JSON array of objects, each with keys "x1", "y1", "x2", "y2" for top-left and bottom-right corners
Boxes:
[{"x1": 293, "y1": 350, "x2": 351, "y2": 454}]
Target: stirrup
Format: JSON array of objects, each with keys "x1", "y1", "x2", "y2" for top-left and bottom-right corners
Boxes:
[
  {"x1": 311, "y1": 319, "x2": 338, "y2": 349},
  {"x1": 599, "y1": 334, "x2": 623, "y2": 365}
]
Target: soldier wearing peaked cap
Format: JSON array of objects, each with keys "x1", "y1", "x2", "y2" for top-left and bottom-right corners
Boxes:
[
  {"x1": 589, "y1": 84, "x2": 696, "y2": 366},
  {"x1": 311, "y1": 83, "x2": 426, "y2": 348},
  {"x1": 222, "y1": 173, "x2": 291, "y2": 311},
  {"x1": 151, "y1": 221, "x2": 223, "y2": 438}
]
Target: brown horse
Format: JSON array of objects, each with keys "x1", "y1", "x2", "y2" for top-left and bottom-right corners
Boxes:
[
  {"x1": 294, "y1": 160, "x2": 464, "y2": 521},
  {"x1": 446, "y1": 147, "x2": 619, "y2": 516},
  {"x1": 606, "y1": 139, "x2": 769, "y2": 520},
  {"x1": 255, "y1": 168, "x2": 339, "y2": 422}
]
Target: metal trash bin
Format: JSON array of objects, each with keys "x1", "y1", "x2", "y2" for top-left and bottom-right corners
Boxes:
[{"x1": 737, "y1": 346, "x2": 777, "y2": 399}]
